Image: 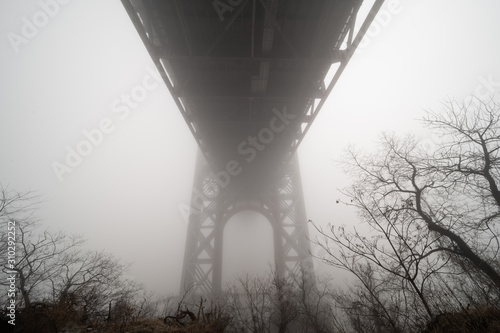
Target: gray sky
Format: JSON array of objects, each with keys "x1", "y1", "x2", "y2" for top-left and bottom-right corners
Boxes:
[{"x1": 1, "y1": 0, "x2": 500, "y2": 295}]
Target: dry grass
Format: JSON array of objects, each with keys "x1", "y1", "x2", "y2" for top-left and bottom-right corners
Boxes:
[
  {"x1": 60, "y1": 318, "x2": 229, "y2": 333},
  {"x1": 422, "y1": 306, "x2": 500, "y2": 333},
  {"x1": 123, "y1": 318, "x2": 230, "y2": 333},
  {"x1": 15, "y1": 293, "x2": 231, "y2": 333}
]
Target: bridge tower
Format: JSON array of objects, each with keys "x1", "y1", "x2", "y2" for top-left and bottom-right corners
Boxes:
[
  {"x1": 121, "y1": 0, "x2": 385, "y2": 298},
  {"x1": 181, "y1": 150, "x2": 312, "y2": 296}
]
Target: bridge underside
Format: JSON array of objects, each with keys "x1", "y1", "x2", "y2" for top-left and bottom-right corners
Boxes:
[{"x1": 121, "y1": 0, "x2": 384, "y2": 297}]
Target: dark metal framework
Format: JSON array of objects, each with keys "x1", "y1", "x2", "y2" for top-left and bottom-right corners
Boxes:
[
  {"x1": 121, "y1": 0, "x2": 385, "y2": 297},
  {"x1": 121, "y1": 0, "x2": 385, "y2": 189},
  {"x1": 181, "y1": 151, "x2": 313, "y2": 296}
]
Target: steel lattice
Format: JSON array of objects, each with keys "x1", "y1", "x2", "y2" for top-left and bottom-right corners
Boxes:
[{"x1": 181, "y1": 151, "x2": 313, "y2": 297}]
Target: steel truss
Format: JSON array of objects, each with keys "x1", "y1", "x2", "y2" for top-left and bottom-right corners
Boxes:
[
  {"x1": 181, "y1": 151, "x2": 313, "y2": 297},
  {"x1": 121, "y1": 0, "x2": 386, "y2": 167}
]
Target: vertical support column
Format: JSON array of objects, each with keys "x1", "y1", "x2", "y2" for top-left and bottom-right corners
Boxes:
[
  {"x1": 212, "y1": 200, "x2": 224, "y2": 296},
  {"x1": 272, "y1": 153, "x2": 315, "y2": 284},
  {"x1": 180, "y1": 151, "x2": 222, "y2": 298}
]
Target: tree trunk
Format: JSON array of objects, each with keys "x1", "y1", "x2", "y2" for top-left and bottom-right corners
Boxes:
[
  {"x1": 18, "y1": 270, "x2": 31, "y2": 308},
  {"x1": 415, "y1": 194, "x2": 500, "y2": 291}
]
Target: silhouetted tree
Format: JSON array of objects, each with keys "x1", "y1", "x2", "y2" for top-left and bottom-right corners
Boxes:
[
  {"x1": 0, "y1": 186, "x2": 84, "y2": 307},
  {"x1": 355, "y1": 98, "x2": 498, "y2": 286},
  {"x1": 0, "y1": 185, "x2": 143, "y2": 328},
  {"x1": 314, "y1": 97, "x2": 500, "y2": 331},
  {"x1": 225, "y1": 270, "x2": 336, "y2": 333},
  {"x1": 225, "y1": 273, "x2": 274, "y2": 333}
]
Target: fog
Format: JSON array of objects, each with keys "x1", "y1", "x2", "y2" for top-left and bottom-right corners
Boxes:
[{"x1": 1, "y1": 0, "x2": 500, "y2": 297}]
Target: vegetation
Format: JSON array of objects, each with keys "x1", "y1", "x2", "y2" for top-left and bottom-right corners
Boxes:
[
  {"x1": 2, "y1": 97, "x2": 500, "y2": 332},
  {"x1": 313, "y1": 97, "x2": 500, "y2": 332}
]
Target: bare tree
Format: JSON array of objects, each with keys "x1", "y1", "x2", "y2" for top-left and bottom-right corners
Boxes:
[
  {"x1": 329, "y1": 263, "x2": 402, "y2": 333},
  {"x1": 292, "y1": 273, "x2": 337, "y2": 333},
  {"x1": 16, "y1": 224, "x2": 85, "y2": 307},
  {"x1": 52, "y1": 249, "x2": 142, "y2": 323},
  {"x1": 344, "y1": 99, "x2": 500, "y2": 289},
  {"x1": 0, "y1": 186, "x2": 39, "y2": 223},
  {"x1": 269, "y1": 272, "x2": 300, "y2": 333},
  {"x1": 421, "y1": 97, "x2": 500, "y2": 285},
  {"x1": 225, "y1": 273, "x2": 274, "y2": 333},
  {"x1": 0, "y1": 185, "x2": 144, "y2": 329},
  {"x1": 0, "y1": 186, "x2": 39, "y2": 274},
  {"x1": 0, "y1": 186, "x2": 84, "y2": 307},
  {"x1": 311, "y1": 180, "x2": 455, "y2": 329},
  {"x1": 313, "y1": 97, "x2": 500, "y2": 331},
  {"x1": 57, "y1": 250, "x2": 129, "y2": 298},
  {"x1": 225, "y1": 269, "x2": 338, "y2": 333}
]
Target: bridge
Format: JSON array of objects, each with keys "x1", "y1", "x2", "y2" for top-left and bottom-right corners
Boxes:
[{"x1": 121, "y1": 0, "x2": 384, "y2": 297}]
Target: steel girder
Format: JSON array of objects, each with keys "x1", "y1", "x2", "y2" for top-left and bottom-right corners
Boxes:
[
  {"x1": 181, "y1": 151, "x2": 313, "y2": 298},
  {"x1": 121, "y1": 0, "x2": 386, "y2": 173}
]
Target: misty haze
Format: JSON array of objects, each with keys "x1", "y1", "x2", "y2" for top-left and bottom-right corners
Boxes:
[{"x1": 2, "y1": 0, "x2": 500, "y2": 332}]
